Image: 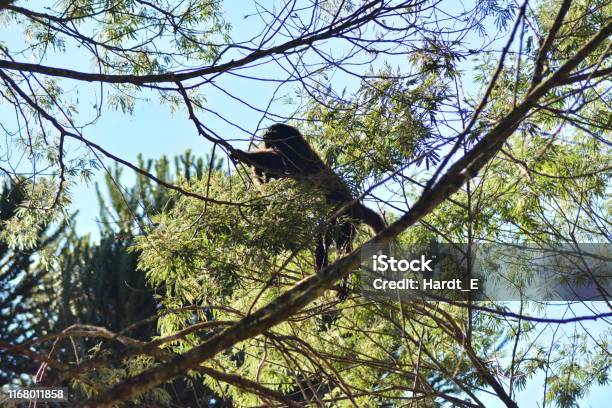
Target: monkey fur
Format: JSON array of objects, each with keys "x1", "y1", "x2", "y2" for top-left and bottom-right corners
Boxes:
[
  {"x1": 232, "y1": 124, "x2": 386, "y2": 289},
  {"x1": 231, "y1": 123, "x2": 327, "y2": 182}
]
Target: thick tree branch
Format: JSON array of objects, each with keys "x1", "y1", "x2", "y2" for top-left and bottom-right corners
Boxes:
[
  {"x1": 529, "y1": 0, "x2": 572, "y2": 89},
  {"x1": 557, "y1": 66, "x2": 612, "y2": 85}
]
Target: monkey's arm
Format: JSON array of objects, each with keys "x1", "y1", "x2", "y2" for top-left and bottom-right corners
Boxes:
[{"x1": 231, "y1": 149, "x2": 291, "y2": 178}]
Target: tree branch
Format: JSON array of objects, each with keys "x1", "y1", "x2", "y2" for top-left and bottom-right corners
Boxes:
[
  {"x1": 199, "y1": 367, "x2": 304, "y2": 408},
  {"x1": 529, "y1": 0, "x2": 572, "y2": 89},
  {"x1": 0, "y1": 1, "x2": 409, "y2": 85}
]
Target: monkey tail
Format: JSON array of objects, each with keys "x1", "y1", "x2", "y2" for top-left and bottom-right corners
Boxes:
[{"x1": 349, "y1": 202, "x2": 386, "y2": 235}]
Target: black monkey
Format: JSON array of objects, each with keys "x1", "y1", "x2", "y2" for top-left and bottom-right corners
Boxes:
[
  {"x1": 232, "y1": 124, "x2": 327, "y2": 182},
  {"x1": 232, "y1": 124, "x2": 386, "y2": 289}
]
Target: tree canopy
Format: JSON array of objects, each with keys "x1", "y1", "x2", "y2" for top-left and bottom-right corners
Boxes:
[{"x1": 0, "y1": 0, "x2": 610, "y2": 407}]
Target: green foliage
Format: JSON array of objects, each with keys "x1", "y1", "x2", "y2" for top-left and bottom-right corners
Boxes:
[
  {"x1": 138, "y1": 173, "x2": 330, "y2": 301},
  {"x1": 0, "y1": 181, "x2": 67, "y2": 385},
  {"x1": 544, "y1": 332, "x2": 611, "y2": 408},
  {"x1": 53, "y1": 150, "x2": 225, "y2": 405},
  {"x1": 303, "y1": 68, "x2": 449, "y2": 183},
  {"x1": 11, "y1": 0, "x2": 229, "y2": 74},
  {"x1": 57, "y1": 150, "x2": 219, "y2": 337},
  {"x1": 135, "y1": 169, "x2": 511, "y2": 406},
  {"x1": 0, "y1": 177, "x2": 72, "y2": 251}
]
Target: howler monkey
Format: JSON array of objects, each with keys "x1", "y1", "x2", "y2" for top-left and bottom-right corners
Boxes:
[
  {"x1": 231, "y1": 123, "x2": 326, "y2": 182},
  {"x1": 231, "y1": 124, "x2": 386, "y2": 282}
]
